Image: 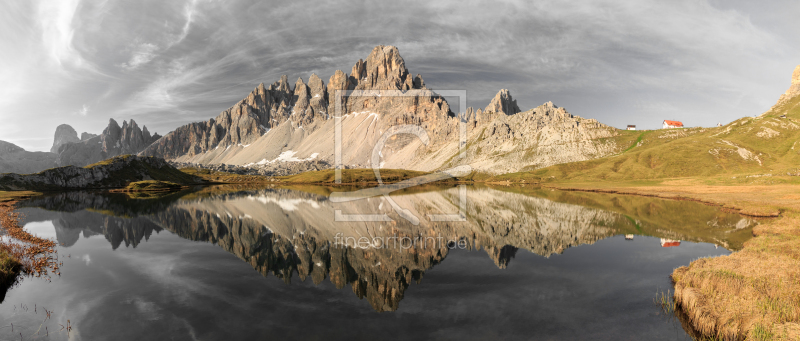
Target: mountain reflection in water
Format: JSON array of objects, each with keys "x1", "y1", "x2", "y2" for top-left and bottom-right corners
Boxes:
[{"x1": 14, "y1": 185, "x2": 756, "y2": 313}]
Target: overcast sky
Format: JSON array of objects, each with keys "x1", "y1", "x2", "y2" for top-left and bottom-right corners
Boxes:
[{"x1": 1, "y1": 0, "x2": 798, "y2": 151}]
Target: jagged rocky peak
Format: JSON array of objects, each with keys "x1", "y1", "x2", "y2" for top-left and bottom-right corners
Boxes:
[
  {"x1": 291, "y1": 76, "x2": 328, "y2": 126},
  {"x1": 355, "y1": 45, "x2": 410, "y2": 90},
  {"x1": 776, "y1": 64, "x2": 800, "y2": 103},
  {"x1": 293, "y1": 77, "x2": 310, "y2": 116},
  {"x1": 100, "y1": 119, "x2": 122, "y2": 153},
  {"x1": 485, "y1": 89, "x2": 521, "y2": 115},
  {"x1": 269, "y1": 74, "x2": 292, "y2": 93},
  {"x1": 307, "y1": 73, "x2": 328, "y2": 118},
  {"x1": 51, "y1": 124, "x2": 81, "y2": 153},
  {"x1": 101, "y1": 118, "x2": 151, "y2": 154},
  {"x1": 337, "y1": 45, "x2": 423, "y2": 92},
  {"x1": 788, "y1": 64, "x2": 800, "y2": 97},
  {"x1": 762, "y1": 64, "x2": 800, "y2": 116},
  {"x1": 56, "y1": 117, "x2": 161, "y2": 168}
]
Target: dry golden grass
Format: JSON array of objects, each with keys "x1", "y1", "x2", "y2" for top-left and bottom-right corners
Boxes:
[
  {"x1": 0, "y1": 201, "x2": 59, "y2": 282},
  {"x1": 0, "y1": 190, "x2": 41, "y2": 203},
  {"x1": 547, "y1": 182, "x2": 800, "y2": 340},
  {"x1": 179, "y1": 167, "x2": 275, "y2": 183}
]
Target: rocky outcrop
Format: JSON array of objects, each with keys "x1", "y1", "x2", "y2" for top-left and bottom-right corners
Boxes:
[
  {"x1": 51, "y1": 124, "x2": 81, "y2": 153},
  {"x1": 763, "y1": 64, "x2": 800, "y2": 116},
  {"x1": 57, "y1": 119, "x2": 161, "y2": 167},
  {"x1": 484, "y1": 89, "x2": 521, "y2": 115},
  {"x1": 447, "y1": 101, "x2": 619, "y2": 173},
  {"x1": 81, "y1": 132, "x2": 98, "y2": 141},
  {"x1": 0, "y1": 155, "x2": 199, "y2": 190},
  {"x1": 785, "y1": 65, "x2": 800, "y2": 101},
  {"x1": 0, "y1": 141, "x2": 57, "y2": 174}
]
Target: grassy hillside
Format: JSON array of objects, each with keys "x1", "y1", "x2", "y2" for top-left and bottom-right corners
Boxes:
[{"x1": 501, "y1": 97, "x2": 800, "y2": 182}]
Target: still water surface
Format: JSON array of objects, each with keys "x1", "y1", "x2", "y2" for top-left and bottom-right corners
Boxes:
[{"x1": 0, "y1": 185, "x2": 756, "y2": 340}]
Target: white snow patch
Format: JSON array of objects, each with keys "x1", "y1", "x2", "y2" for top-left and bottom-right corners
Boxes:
[
  {"x1": 255, "y1": 150, "x2": 319, "y2": 164},
  {"x1": 247, "y1": 195, "x2": 320, "y2": 211}
]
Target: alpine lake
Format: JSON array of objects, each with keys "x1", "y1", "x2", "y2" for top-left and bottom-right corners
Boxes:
[{"x1": 0, "y1": 184, "x2": 760, "y2": 340}]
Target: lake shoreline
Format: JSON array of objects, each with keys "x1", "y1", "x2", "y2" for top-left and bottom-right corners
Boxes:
[
  {"x1": 0, "y1": 194, "x2": 59, "y2": 301},
  {"x1": 541, "y1": 181, "x2": 800, "y2": 340}
]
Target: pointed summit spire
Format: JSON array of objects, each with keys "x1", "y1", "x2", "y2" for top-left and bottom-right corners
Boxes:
[{"x1": 484, "y1": 89, "x2": 521, "y2": 115}]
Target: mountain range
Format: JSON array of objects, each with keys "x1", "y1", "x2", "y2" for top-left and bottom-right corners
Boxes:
[
  {"x1": 1, "y1": 46, "x2": 798, "y2": 179},
  {"x1": 0, "y1": 118, "x2": 160, "y2": 174},
  {"x1": 139, "y1": 45, "x2": 626, "y2": 175}
]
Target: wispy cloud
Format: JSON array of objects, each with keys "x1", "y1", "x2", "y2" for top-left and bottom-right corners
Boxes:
[
  {"x1": 0, "y1": 0, "x2": 798, "y2": 151},
  {"x1": 75, "y1": 104, "x2": 89, "y2": 116},
  {"x1": 36, "y1": 0, "x2": 88, "y2": 69},
  {"x1": 175, "y1": 0, "x2": 198, "y2": 45},
  {"x1": 121, "y1": 43, "x2": 160, "y2": 70}
]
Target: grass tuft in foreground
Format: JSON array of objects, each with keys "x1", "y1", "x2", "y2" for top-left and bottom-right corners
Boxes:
[{"x1": 0, "y1": 250, "x2": 22, "y2": 289}]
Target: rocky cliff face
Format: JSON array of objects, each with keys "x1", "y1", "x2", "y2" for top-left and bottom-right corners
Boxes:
[
  {"x1": 763, "y1": 64, "x2": 800, "y2": 117},
  {"x1": 484, "y1": 89, "x2": 521, "y2": 115},
  {"x1": 785, "y1": 65, "x2": 800, "y2": 101},
  {"x1": 440, "y1": 100, "x2": 620, "y2": 173},
  {"x1": 51, "y1": 124, "x2": 81, "y2": 153},
  {"x1": 57, "y1": 119, "x2": 161, "y2": 167}
]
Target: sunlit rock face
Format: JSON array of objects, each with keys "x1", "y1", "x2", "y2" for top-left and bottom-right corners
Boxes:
[
  {"x1": 139, "y1": 45, "x2": 622, "y2": 175},
  {"x1": 17, "y1": 185, "x2": 756, "y2": 312}
]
